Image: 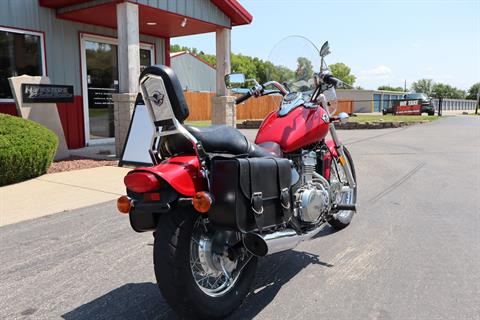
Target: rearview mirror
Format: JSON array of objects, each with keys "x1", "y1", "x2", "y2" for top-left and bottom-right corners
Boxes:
[
  {"x1": 320, "y1": 41, "x2": 330, "y2": 57},
  {"x1": 225, "y1": 73, "x2": 246, "y2": 89},
  {"x1": 338, "y1": 112, "x2": 349, "y2": 123}
]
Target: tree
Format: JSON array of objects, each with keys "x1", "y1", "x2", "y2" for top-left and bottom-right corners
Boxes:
[
  {"x1": 431, "y1": 83, "x2": 465, "y2": 99},
  {"x1": 328, "y1": 63, "x2": 356, "y2": 86},
  {"x1": 169, "y1": 44, "x2": 295, "y2": 85},
  {"x1": 411, "y1": 79, "x2": 433, "y2": 95},
  {"x1": 466, "y1": 82, "x2": 480, "y2": 100},
  {"x1": 378, "y1": 85, "x2": 404, "y2": 92},
  {"x1": 295, "y1": 57, "x2": 314, "y2": 80},
  {"x1": 231, "y1": 54, "x2": 257, "y2": 80}
]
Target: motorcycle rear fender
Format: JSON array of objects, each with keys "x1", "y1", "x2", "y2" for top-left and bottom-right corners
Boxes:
[
  {"x1": 127, "y1": 155, "x2": 206, "y2": 233},
  {"x1": 130, "y1": 155, "x2": 206, "y2": 196}
]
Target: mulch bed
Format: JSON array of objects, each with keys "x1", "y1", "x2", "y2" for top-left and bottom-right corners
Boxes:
[
  {"x1": 236, "y1": 119, "x2": 429, "y2": 130},
  {"x1": 47, "y1": 156, "x2": 118, "y2": 174}
]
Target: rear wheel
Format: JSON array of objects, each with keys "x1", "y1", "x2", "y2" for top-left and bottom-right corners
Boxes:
[
  {"x1": 153, "y1": 208, "x2": 257, "y2": 319},
  {"x1": 328, "y1": 147, "x2": 357, "y2": 230}
]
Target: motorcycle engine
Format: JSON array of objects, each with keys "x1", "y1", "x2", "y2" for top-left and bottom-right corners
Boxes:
[{"x1": 293, "y1": 150, "x2": 331, "y2": 224}]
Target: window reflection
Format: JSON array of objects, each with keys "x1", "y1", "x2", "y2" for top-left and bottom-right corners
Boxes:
[{"x1": 0, "y1": 30, "x2": 43, "y2": 99}]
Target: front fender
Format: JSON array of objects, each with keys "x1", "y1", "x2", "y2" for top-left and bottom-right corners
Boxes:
[
  {"x1": 131, "y1": 155, "x2": 206, "y2": 196},
  {"x1": 323, "y1": 140, "x2": 339, "y2": 180},
  {"x1": 325, "y1": 139, "x2": 338, "y2": 157}
]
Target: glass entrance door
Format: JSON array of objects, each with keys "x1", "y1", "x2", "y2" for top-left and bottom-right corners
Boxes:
[
  {"x1": 81, "y1": 35, "x2": 154, "y2": 144},
  {"x1": 373, "y1": 94, "x2": 381, "y2": 112},
  {"x1": 85, "y1": 40, "x2": 118, "y2": 141}
]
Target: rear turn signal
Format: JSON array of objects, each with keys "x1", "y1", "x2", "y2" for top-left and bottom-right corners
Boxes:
[
  {"x1": 117, "y1": 195, "x2": 132, "y2": 214},
  {"x1": 192, "y1": 192, "x2": 213, "y2": 213}
]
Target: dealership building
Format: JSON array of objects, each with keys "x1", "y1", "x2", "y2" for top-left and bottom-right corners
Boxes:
[{"x1": 0, "y1": 0, "x2": 252, "y2": 151}]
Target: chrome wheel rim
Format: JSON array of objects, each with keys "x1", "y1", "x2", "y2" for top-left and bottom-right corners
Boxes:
[
  {"x1": 189, "y1": 218, "x2": 248, "y2": 297},
  {"x1": 331, "y1": 157, "x2": 356, "y2": 222}
]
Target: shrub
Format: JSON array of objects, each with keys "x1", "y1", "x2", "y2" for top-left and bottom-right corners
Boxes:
[{"x1": 0, "y1": 114, "x2": 58, "y2": 186}]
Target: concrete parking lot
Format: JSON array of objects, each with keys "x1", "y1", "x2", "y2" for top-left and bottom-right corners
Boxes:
[{"x1": 0, "y1": 116, "x2": 479, "y2": 319}]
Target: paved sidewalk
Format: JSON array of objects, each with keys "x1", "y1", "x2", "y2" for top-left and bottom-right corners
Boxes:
[{"x1": 0, "y1": 166, "x2": 131, "y2": 227}]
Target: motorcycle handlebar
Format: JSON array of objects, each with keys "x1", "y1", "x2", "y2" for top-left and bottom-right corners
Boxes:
[
  {"x1": 323, "y1": 74, "x2": 343, "y2": 87},
  {"x1": 235, "y1": 91, "x2": 252, "y2": 104}
]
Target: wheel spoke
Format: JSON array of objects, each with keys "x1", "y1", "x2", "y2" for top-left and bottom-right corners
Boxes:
[{"x1": 189, "y1": 217, "x2": 244, "y2": 297}]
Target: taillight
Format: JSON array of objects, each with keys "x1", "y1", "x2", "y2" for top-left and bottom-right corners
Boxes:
[{"x1": 124, "y1": 172, "x2": 161, "y2": 193}]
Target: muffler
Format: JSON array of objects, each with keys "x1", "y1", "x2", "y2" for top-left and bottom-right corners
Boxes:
[{"x1": 243, "y1": 225, "x2": 324, "y2": 257}]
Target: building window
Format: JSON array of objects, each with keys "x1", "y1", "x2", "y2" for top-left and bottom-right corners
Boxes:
[{"x1": 0, "y1": 27, "x2": 45, "y2": 101}]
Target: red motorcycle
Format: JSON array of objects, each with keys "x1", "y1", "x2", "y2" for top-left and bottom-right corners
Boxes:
[{"x1": 117, "y1": 38, "x2": 357, "y2": 319}]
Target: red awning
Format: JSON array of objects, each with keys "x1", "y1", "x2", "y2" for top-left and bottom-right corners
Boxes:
[{"x1": 39, "y1": 0, "x2": 253, "y2": 37}]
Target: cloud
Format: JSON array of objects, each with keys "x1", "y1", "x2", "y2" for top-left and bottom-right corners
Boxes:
[{"x1": 360, "y1": 65, "x2": 392, "y2": 77}]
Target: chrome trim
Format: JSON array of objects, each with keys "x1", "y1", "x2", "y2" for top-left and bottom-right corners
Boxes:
[
  {"x1": 263, "y1": 81, "x2": 288, "y2": 95},
  {"x1": 248, "y1": 224, "x2": 327, "y2": 256},
  {"x1": 278, "y1": 92, "x2": 305, "y2": 116}
]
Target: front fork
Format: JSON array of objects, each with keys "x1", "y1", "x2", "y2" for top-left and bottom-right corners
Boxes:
[{"x1": 329, "y1": 123, "x2": 356, "y2": 188}]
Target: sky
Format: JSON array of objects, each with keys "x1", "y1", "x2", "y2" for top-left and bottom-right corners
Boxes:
[{"x1": 171, "y1": 0, "x2": 480, "y2": 91}]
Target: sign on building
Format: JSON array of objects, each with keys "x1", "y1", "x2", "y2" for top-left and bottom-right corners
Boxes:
[
  {"x1": 21, "y1": 84, "x2": 74, "y2": 103},
  {"x1": 9, "y1": 75, "x2": 70, "y2": 160}
]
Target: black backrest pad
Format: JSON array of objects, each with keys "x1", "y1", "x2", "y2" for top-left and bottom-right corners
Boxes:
[{"x1": 139, "y1": 65, "x2": 189, "y2": 122}]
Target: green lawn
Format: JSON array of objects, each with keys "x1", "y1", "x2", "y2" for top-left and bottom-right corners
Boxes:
[
  {"x1": 349, "y1": 115, "x2": 440, "y2": 123},
  {"x1": 185, "y1": 120, "x2": 212, "y2": 127}
]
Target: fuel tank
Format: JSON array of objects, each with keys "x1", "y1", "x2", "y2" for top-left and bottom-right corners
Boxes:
[{"x1": 255, "y1": 105, "x2": 330, "y2": 153}]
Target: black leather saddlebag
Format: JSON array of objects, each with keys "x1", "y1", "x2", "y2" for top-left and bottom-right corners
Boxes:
[{"x1": 209, "y1": 157, "x2": 292, "y2": 233}]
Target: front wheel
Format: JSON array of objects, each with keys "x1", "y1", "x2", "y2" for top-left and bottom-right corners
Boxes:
[
  {"x1": 328, "y1": 146, "x2": 357, "y2": 230},
  {"x1": 153, "y1": 208, "x2": 257, "y2": 319}
]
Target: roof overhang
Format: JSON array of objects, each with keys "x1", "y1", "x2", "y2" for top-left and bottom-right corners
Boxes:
[
  {"x1": 39, "y1": 0, "x2": 253, "y2": 37},
  {"x1": 211, "y1": 0, "x2": 252, "y2": 26}
]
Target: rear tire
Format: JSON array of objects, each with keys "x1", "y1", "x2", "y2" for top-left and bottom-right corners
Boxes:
[
  {"x1": 153, "y1": 208, "x2": 257, "y2": 319},
  {"x1": 328, "y1": 147, "x2": 357, "y2": 230}
]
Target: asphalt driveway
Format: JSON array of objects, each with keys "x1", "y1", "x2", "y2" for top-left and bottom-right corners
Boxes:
[{"x1": 1, "y1": 116, "x2": 479, "y2": 319}]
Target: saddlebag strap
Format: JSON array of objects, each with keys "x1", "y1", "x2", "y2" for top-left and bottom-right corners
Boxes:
[
  {"x1": 272, "y1": 158, "x2": 291, "y2": 216},
  {"x1": 248, "y1": 159, "x2": 264, "y2": 233}
]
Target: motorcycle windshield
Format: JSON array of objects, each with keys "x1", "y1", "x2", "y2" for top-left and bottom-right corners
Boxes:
[{"x1": 267, "y1": 35, "x2": 321, "y2": 94}]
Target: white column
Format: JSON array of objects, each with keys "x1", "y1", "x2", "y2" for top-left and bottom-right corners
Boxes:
[
  {"x1": 114, "y1": 2, "x2": 139, "y2": 155},
  {"x1": 215, "y1": 28, "x2": 231, "y2": 96},
  {"x1": 116, "y1": 2, "x2": 140, "y2": 93},
  {"x1": 212, "y1": 28, "x2": 235, "y2": 126}
]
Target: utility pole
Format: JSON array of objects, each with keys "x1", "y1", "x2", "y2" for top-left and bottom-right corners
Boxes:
[
  {"x1": 476, "y1": 92, "x2": 479, "y2": 115},
  {"x1": 438, "y1": 97, "x2": 443, "y2": 117},
  {"x1": 404, "y1": 79, "x2": 407, "y2": 92}
]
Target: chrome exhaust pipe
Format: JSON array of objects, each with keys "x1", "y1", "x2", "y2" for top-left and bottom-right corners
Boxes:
[{"x1": 243, "y1": 225, "x2": 324, "y2": 257}]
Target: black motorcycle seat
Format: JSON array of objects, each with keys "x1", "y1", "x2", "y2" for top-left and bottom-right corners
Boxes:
[{"x1": 185, "y1": 125, "x2": 274, "y2": 157}]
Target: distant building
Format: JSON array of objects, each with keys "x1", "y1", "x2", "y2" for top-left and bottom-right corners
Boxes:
[
  {"x1": 170, "y1": 52, "x2": 216, "y2": 92},
  {"x1": 337, "y1": 89, "x2": 406, "y2": 113},
  {"x1": 337, "y1": 89, "x2": 478, "y2": 113}
]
